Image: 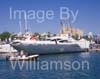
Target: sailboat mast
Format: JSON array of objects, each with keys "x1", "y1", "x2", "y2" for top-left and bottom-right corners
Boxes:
[
  {"x1": 25, "y1": 19, "x2": 28, "y2": 33},
  {"x1": 19, "y1": 20, "x2": 22, "y2": 34}
]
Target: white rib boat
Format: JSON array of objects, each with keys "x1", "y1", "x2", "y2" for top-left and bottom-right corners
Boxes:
[{"x1": 9, "y1": 54, "x2": 39, "y2": 61}]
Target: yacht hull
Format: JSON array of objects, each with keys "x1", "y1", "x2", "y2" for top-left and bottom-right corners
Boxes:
[{"x1": 12, "y1": 44, "x2": 87, "y2": 55}]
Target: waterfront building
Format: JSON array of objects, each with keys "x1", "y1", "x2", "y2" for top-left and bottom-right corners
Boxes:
[{"x1": 59, "y1": 26, "x2": 84, "y2": 39}]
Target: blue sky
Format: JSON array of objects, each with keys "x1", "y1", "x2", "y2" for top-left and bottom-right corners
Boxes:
[{"x1": 0, "y1": 0, "x2": 100, "y2": 35}]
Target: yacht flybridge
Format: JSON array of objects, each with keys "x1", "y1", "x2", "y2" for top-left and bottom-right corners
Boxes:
[{"x1": 10, "y1": 35, "x2": 90, "y2": 55}]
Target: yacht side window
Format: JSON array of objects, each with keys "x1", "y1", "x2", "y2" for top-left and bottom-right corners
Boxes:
[
  {"x1": 50, "y1": 39, "x2": 61, "y2": 41},
  {"x1": 50, "y1": 39, "x2": 56, "y2": 41},
  {"x1": 59, "y1": 40, "x2": 69, "y2": 43}
]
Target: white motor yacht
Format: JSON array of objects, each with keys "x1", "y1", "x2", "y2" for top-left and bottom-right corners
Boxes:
[{"x1": 10, "y1": 35, "x2": 90, "y2": 55}]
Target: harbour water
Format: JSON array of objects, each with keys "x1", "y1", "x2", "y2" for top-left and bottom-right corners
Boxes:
[{"x1": 0, "y1": 52, "x2": 99, "y2": 79}]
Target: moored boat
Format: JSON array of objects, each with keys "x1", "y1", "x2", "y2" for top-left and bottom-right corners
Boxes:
[{"x1": 10, "y1": 35, "x2": 90, "y2": 55}]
